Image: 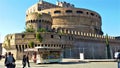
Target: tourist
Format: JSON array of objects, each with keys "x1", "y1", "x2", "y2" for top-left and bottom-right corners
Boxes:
[
  {"x1": 4, "y1": 52, "x2": 16, "y2": 68},
  {"x1": 11, "y1": 54, "x2": 16, "y2": 68},
  {"x1": 26, "y1": 53, "x2": 30, "y2": 67},
  {"x1": 115, "y1": 50, "x2": 120, "y2": 68},
  {"x1": 22, "y1": 55, "x2": 27, "y2": 68},
  {"x1": 5, "y1": 52, "x2": 8, "y2": 58}
]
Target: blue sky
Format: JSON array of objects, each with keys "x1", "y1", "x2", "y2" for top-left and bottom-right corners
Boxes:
[{"x1": 0, "y1": 0, "x2": 120, "y2": 42}]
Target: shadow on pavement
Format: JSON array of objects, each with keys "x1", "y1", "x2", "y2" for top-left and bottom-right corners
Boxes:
[{"x1": 59, "y1": 61, "x2": 89, "y2": 64}]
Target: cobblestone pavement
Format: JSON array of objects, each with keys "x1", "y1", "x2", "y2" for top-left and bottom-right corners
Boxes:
[{"x1": 0, "y1": 59, "x2": 118, "y2": 68}]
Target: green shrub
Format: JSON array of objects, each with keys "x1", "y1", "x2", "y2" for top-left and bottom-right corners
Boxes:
[
  {"x1": 28, "y1": 41, "x2": 34, "y2": 48},
  {"x1": 36, "y1": 32, "x2": 43, "y2": 42}
]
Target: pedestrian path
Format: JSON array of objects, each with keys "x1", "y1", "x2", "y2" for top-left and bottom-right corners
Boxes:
[{"x1": 0, "y1": 59, "x2": 118, "y2": 68}]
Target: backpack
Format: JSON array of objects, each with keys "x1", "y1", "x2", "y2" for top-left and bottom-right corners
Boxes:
[{"x1": 5, "y1": 56, "x2": 15, "y2": 66}]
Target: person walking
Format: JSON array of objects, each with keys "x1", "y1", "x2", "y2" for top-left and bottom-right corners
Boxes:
[
  {"x1": 116, "y1": 50, "x2": 120, "y2": 68},
  {"x1": 26, "y1": 53, "x2": 30, "y2": 67},
  {"x1": 22, "y1": 55, "x2": 27, "y2": 68},
  {"x1": 4, "y1": 52, "x2": 15, "y2": 68},
  {"x1": 11, "y1": 54, "x2": 16, "y2": 68}
]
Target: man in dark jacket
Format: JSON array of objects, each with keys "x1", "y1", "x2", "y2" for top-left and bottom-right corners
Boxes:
[
  {"x1": 26, "y1": 54, "x2": 30, "y2": 67},
  {"x1": 22, "y1": 55, "x2": 27, "y2": 68}
]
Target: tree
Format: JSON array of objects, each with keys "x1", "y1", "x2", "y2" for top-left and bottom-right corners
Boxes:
[{"x1": 105, "y1": 34, "x2": 111, "y2": 59}]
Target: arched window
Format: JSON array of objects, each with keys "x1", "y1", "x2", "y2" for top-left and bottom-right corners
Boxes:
[
  {"x1": 51, "y1": 35, "x2": 54, "y2": 38},
  {"x1": 54, "y1": 10, "x2": 61, "y2": 14},
  {"x1": 19, "y1": 45, "x2": 22, "y2": 51},
  {"x1": 25, "y1": 45, "x2": 27, "y2": 48},
  {"x1": 22, "y1": 45, "x2": 24, "y2": 50},
  {"x1": 22, "y1": 34, "x2": 25, "y2": 38},
  {"x1": 16, "y1": 45, "x2": 18, "y2": 50},
  {"x1": 39, "y1": 20, "x2": 41, "y2": 22},
  {"x1": 66, "y1": 10, "x2": 72, "y2": 13}
]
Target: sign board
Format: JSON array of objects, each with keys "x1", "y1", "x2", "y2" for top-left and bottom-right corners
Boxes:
[{"x1": 80, "y1": 53, "x2": 84, "y2": 60}]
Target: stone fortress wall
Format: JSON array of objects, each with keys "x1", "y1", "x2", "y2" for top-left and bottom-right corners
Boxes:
[
  {"x1": 3, "y1": 32, "x2": 73, "y2": 59},
  {"x1": 3, "y1": 29, "x2": 120, "y2": 59},
  {"x1": 2, "y1": 1, "x2": 120, "y2": 59}
]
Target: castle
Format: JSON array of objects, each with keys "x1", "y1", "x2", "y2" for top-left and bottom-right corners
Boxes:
[{"x1": 2, "y1": 0, "x2": 120, "y2": 59}]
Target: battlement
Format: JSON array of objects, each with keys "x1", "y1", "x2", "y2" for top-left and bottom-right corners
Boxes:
[{"x1": 57, "y1": 28, "x2": 116, "y2": 40}]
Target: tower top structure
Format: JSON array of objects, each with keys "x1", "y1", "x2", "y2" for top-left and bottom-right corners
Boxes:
[
  {"x1": 56, "y1": 1, "x2": 74, "y2": 8},
  {"x1": 39, "y1": 0, "x2": 43, "y2": 2}
]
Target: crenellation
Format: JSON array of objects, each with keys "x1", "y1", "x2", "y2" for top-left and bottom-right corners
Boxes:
[
  {"x1": 58, "y1": 28, "x2": 117, "y2": 41},
  {"x1": 74, "y1": 31, "x2": 77, "y2": 35},
  {"x1": 80, "y1": 32, "x2": 83, "y2": 36},
  {"x1": 77, "y1": 31, "x2": 80, "y2": 35}
]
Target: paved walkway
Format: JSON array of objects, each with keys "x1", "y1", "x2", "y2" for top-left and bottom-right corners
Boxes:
[{"x1": 0, "y1": 59, "x2": 118, "y2": 68}]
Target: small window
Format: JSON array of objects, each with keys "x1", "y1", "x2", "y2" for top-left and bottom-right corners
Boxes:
[
  {"x1": 10, "y1": 36, "x2": 12, "y2": 39},
  {"x1": 39, "y1": 20, "x2": 41, "y2": 22},
  {"x1": 54, "y1": 45, "x2": 55, "y2": 47},
  {"x1": 22, "y1": 34, "x2": 25, "y2": 38},
  {"x1": 96, "y1": 15, "x2": 97, "y2": 17},
  {"x1": 38, "y1": 44, "x2": 40, "y2": 46},
  {"x1": 45, "y1": 44, "x2": 47, "y2": 47},
  {"x1": 41, "y1": 44, "x2": 43, "y2": 47},
  {"x1": 54, "y1": 10, "x2": 61, "y2": 14},
  {"x1": 66, "y1": 10, "x2": 72, "y2": 13},
  {"x1": 86, "y1": 12, "x2": 89, "y2": 15},
  {"x1": 76, "y1": 11, "x2": 83, "y2": 14},
  {"x1": 51, "y1": 35, "x2": 54, "y2": 38},
  {"x1": 25, "y1": 45, "x2": 27, "y2": 48},
  {"x1": 38, "y1": 7, "x2": 41, "y2": 11},
  {"x1": 91, "y1": 13, "x2": 94, "y2": 16},
  {"x1": 35, "y1": 44, "x2": 37, "y2": 47}
]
